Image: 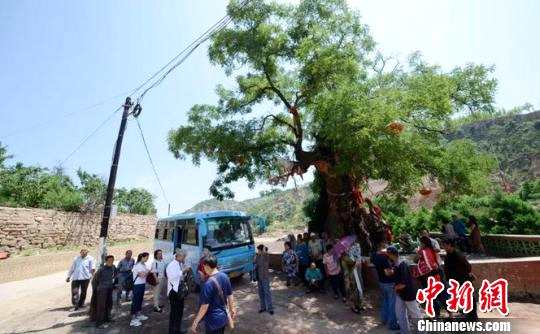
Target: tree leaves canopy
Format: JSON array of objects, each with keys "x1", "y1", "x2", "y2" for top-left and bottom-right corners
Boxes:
[{"x1": 168, "y1": 0, "x2": 497, "y2": 200}]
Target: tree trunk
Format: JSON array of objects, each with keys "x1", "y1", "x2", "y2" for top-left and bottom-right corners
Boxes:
[{"x1": 311, "y1": 167, "x2": 383, "y2": 252}]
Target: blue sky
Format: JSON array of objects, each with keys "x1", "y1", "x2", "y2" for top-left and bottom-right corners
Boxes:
[{"x1": 1, "y1": 0, "x2": 539, "y2": 217}]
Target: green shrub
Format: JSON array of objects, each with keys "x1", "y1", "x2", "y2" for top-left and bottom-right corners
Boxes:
[{"x1": 383, "y1": 190, "x2": 540, "y2": 236}]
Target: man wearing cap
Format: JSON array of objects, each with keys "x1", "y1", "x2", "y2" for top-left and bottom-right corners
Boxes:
[{"x1": 386, "y1": 246, "x2": 423, "y2": 334}]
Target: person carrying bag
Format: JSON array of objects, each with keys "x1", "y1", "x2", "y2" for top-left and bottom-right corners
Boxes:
[
  {"x1": 166, "y1": 249, "x2": 191, "y2": 334},
  {"x1": 208, "y1": 276, "x2": 234, "y2": 330},
  {"x1": 191, "y1": 255, "x2": 236, "y2": 334}
]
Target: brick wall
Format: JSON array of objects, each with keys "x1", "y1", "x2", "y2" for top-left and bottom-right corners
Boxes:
[{"x1": 0, "y1": 206, "x2": 156, "y2": 253}]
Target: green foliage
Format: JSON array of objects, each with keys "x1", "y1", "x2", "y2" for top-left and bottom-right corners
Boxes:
[
  {"x1": 0, "y1": 147, "x2": 156, "y2": 215},
  {"x1": 484, "y1": 191, "x2": 540, "y2": 234},
  {"x1": 0, "y1": 142, "x2": 11, "y2": 168},
  {"x1": 168, "y1": 0, "x2": 498, "y2": 203},
  {"x1": 519, "y1": 179, "x2": 540, "y2": 202},
  {"x1": 435, "y1": 140, "x2": 496, "y2": 200},
  {"x1": 382, "y1": 191, "x2": 540, "y2": 237},
  {"x1": 76, "y1": 169, "x2": 106, "y2": 211},
  {"x1": 450, "y1": 64, "x2": 497, "y2": 116},
  {"x1": 0, "y1": 163, "x2": 83, "y2": 211},
  {"x1": 115, "y1": 188, "x2": 156, "y2": 215},
  {"x1": 449, "y1": 103, "x2": 533, "y2": 128},
  {"x1": 186, "y1": 186, "x2": 310, "y2": 231}
]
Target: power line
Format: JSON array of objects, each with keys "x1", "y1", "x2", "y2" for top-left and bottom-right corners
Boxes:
[
  {"x1": 127, "y1": 14, "x2": 232, "y2": 99},
  {"x1": 135, "y1": 0, "x2": 252, "y2": 102},
  {"x1": 3, "y1": 92, "x2": 129, "y2": 139},
  {"x1": 59, "y1": 106, "x2": 122, "y2": 167},
  {"x1": 134, "y1": 117, "x2": 169, "y2": 204},
  {"x1": 3, "y1": 0, "x2": 250, "y2": 140}
]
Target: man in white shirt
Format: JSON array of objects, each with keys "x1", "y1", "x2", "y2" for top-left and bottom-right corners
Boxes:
[
  {"x1": 166, "y1": 249, "x2": 191, "y2": 334},
  {"x1": 66, "y1": 248, "x2": 96, "y2": 310},
  {"x1": 151, "y1": 249, "x2": 167, "y2": 312}
]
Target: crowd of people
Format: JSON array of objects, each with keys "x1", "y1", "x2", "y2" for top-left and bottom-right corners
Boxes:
[
  {"x1": 281, "y1": 232, "x2": 366, "y2": 314},
  {"x1": 274, "y1": 214, "x2": 481, "y2": 334},
  {"x1": 441, "y1": 214, "x2": 485, "y2": 254},
  {"x1": 64, "y1": 214, "x2": 482, "y2": 333},
  {"x1": 66, "y1": 248, "x2": 235, "y2": 333}
]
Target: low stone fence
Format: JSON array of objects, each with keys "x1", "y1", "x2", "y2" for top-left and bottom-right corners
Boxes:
[
  {"x1": 430, "y1": 232, "x2": 540, "y2": 258},
  {"x1": 0, "y1": 206, "x2": 156, "y2": 253},
  {"x1": 481, "y1": 234, "x2": 540, "y2": 257}
]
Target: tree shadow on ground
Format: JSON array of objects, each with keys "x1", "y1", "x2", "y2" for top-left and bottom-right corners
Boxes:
[
  {"x1": 10, "y1": 318, "x2": 91, "y2": 334},
  {"x1": 43, "y1": 273, "x2": 384, "y2": 334}
]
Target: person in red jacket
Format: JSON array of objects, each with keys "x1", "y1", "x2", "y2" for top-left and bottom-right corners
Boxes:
[
  {"x1": 197, "y1": 248, "x2": 211, "y2": 283},
  {"x1": 417, "y1": 236, "x2": 442, "y2": 317}
]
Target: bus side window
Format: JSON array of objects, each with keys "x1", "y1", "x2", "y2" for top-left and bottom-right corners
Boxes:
[{"x1": 184, "y1": 226, "x2": 198, "y2": 245}]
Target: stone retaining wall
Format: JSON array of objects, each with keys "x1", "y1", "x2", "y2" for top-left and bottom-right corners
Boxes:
[
  {"x1": 0, "y1": 206, "x2": 156, "y2": 253},
  {"x1": 430, "y1": 232, "x2": 540, "y2": 258},
  {"x1": 267, "y1": 253, "x2": 540, "y2": 298}
]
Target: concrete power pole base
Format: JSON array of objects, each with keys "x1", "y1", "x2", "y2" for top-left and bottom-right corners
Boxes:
[{"x1": 97, "y1": 236, "x2": 108, "y2": 267}]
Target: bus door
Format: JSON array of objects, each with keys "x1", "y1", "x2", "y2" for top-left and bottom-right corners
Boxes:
[{"x1": 174, "y1": 226, "x2": 183, "y2": 250}]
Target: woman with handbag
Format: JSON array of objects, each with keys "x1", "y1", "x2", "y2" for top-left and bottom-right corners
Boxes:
[
  {"x1": 152, "y1": 249, "x2": 167, "y2": 313},
  {"x1": 190, "y1": 255, "x2": 236, "y2": 334},
  {"x1": 166, "y1": 249, "x2": 192, "y2": 334}
]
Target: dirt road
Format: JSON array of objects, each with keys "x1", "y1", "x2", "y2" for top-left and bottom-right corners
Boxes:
[
  {"x1": 0, "y1": 268, "x2": 387, "y2": 334},
  {"x1": 0, "y1": 240, "x2": 152, "y2": 284},
  {"x1": 2, "y1": 267, "x2": 539, "y2": 334},
  {"x1": 1, "y1": 234, "x2": 539, "y2": 333}
]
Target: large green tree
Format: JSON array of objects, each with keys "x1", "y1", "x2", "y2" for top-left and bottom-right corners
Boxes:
[
  {"x1": 168, "y1": 0, "x2": 496, "y2": 244},
  {"x1": 115, "y1": 187, "x2": 157, "y2": 215}
]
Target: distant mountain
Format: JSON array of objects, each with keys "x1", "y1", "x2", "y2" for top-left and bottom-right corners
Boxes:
[
  {"x1": 186, "y1": 111, "x2": 539, "y2": 227},
  {"x1": 185, "y1": 187, "x2": 311, "y2": 231}
]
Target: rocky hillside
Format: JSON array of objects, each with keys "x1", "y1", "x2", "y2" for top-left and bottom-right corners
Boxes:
[
  {"x1": 447, "y1": 110, "x2": 539, "y2": 185},
  {"x1": 186, "y1": 111, "x2": 539, "y2": 227}
]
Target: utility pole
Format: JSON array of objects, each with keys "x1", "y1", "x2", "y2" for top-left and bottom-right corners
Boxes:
[{"x1": 97, "y1": 97, "x2": 137, "y2": 265}]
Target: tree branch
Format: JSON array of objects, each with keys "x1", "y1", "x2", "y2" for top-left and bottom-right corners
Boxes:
[
  {"x1": 400, "y1": 118, "x2": 448, "y2": 135},
  {"x1": 230, "y1": 86, "x2": 273, "y2": 111},
  {"x1": 263, "y1": 67, "x2": 293, "y2": 110},
  {"x1": 257, "y1": 114, "x2": 297, "y2": 135}
]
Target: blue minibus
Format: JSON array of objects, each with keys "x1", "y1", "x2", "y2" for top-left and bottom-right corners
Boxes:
[{"x1": 153, "y1": 210, "x2": 255, "y2": 284}]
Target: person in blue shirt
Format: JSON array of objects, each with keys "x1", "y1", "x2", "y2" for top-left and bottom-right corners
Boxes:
[
  {"x1": 190, "y1": 255, "x2": 236, "y2": 334},
  {"x1": 371, "y1": 240, "x2": 399, "y2": 331},
  {"x1": 295, "y1": 234, "x2": 310, "y2": 286},
  {"x1": 452, "y1": 214, "x2": 467, "y2": 238},
  {"x1": 452, "y1": 214, "x2": 470, "y2": 252}
]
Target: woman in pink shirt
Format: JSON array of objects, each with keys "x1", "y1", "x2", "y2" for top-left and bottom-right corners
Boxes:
[{"x1": 323, "y1": 244, "x2": 346, "y2": 302}]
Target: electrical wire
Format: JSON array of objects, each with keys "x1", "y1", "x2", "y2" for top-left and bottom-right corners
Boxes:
[
  {"x1": 3, "y1": 92, "x2": 129, "y2": 139},
  {"x1": 134, "y1": 117, "x2": 170, "y2": 204},
  {"x1": 127, "y1": 15, "x2": 232, "y2": 99},
  {"x1": 135, "y1": 0, "x2": 252, "y2": 102},
  {"x1": 4, "y1": 0, "x2": 251, "y2": 140},
  {"x1": 59, "y1": 106, "x2": 122, "y2": 167}
]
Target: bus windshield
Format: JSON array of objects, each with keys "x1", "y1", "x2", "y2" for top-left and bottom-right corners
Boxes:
[{"x1": 204, "y1": 216, "x2": 252, "y2": 250}]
